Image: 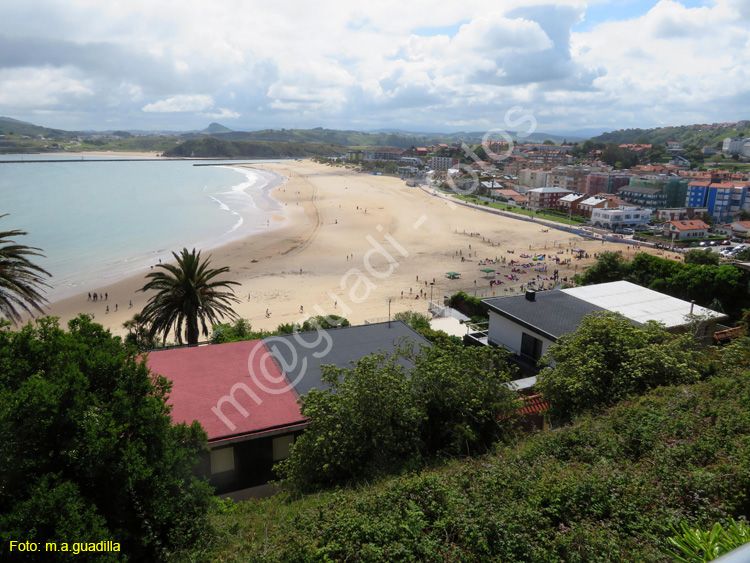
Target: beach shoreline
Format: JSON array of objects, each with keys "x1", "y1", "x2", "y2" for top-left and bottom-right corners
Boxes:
[{"x1": 33, "y1": 160, "x2": 667, "y2": 340}]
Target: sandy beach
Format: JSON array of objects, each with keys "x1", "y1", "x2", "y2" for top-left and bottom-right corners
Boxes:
[{"x1": 36, "y1": 159, "x2": 667, "y2": 340}]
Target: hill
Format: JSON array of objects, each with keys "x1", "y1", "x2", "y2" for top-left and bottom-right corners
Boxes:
[
  {"x1": 202, "y1": 122, "x2": 233, "y2": 134},
  {"x1": 0, "y1": 116, "x2": 76, "y2": 140},
  {"x1": 591, "y1": 123, "x2": 750, "y2": 148},
  {"x1": 205, "y1": 357, "x2": 750, "y2": 562},
  {"x1": 161, "y1": 136, "x2": 347, "y2": 158}
]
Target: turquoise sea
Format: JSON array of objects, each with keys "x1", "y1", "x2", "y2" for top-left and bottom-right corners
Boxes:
[{"x1": 0, "y1": 155, "x2": 286, "y2": 301}]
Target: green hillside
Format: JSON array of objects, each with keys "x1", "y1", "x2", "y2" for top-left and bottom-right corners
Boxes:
[
  {"x1": 204, "y1": 351, "x2": 750, "y2": 562},
  {"x1": 591, "y1": 124, "x2": 750, "y2": 148},
  {"x1": 162, "y1": 136, "x2": 347, "y2": 158},
  {"x1": 0, "y1": 116, "x2": 76, "y2": 140}
]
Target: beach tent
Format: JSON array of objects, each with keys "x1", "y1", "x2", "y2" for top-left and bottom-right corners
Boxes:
[
  {"x1": 445, "y1": 271, "x2": 461, "y2": 279},
  {"x1": 480, "y1": 268, "x2": 496, "y2": 279}
]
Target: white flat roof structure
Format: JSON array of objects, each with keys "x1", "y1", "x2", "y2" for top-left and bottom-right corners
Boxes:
[
  {"x1": 429, "y1": 316, "x2": 468, "y2": 338},
  {"x1": 562, "y1": 281, "x2": 725, "y2": 328}
]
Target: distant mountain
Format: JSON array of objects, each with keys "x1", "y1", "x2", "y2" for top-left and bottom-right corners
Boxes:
[
  {"x1": 590, "y1": 123, "x2": 750, "y2": 148},
  {"x1": 202, "y1": 122, "x2": 233, "y2": 134},
  {"x1": 367, "y1": 128, "x2": 585, "y2": 144},
  {"x1": 162, "y1": 137, "x2": 346, "y2": 158}
]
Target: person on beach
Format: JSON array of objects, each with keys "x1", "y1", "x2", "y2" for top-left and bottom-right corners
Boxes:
[
  {"x1": 300, "y1": 305, "x2": 304, "y2": 314},
  {"x1": 87, "y1": 292, "x2": 91, "y2": 301},
  {"x1": 106, "y1": 306, "x2": 109, "y2": 314},
  {"x1": 129, "y1": 300, "x2": 132, "y2": 309}
]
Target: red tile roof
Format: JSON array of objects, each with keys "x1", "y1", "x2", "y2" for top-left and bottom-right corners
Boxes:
[
  {"x1": 516, "y1": 394, "x2": 550, "y2": 416},
  {"x1": 146, "y1": 340, "x2": 305, "y2": 442},
  {"x1": 667, "y1": 220, "x2": 709, "y2": 231}
]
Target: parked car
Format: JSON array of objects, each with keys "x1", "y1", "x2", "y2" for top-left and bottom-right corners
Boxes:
[
  {"x1": 721, "y1": 240, "x2": 731, "y2": 245},
  {"x1": 621, "y1": 228, "x2": 634, "y2": 235}
]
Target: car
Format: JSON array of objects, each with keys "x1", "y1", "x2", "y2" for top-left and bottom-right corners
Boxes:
[
  {"x1": 699, "y1": 241, "x2": 708, "y2": 246},
  {"x1": 621, "y1": 228, "x2": 634, "y2": 235},
  {"x1": 709, "y1": 240, "x2": 718, "y2": 246},
  {"x1": 721, "y1": 240, "x2": 731, "y2": 245}
]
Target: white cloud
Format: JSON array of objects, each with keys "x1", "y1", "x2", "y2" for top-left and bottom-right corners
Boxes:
[
  {"x1": 0, "y1": 66, "x2": 93, "y2": 107},
  {"x1": 0, "y1": 0, "x2": 748, "y2": 132},
  {"x1": 142, "y1": 94, "x2": 214, "y2": 113},
  {"x1": 199, "y1": 108, "x2": 240, "y2": 120}
]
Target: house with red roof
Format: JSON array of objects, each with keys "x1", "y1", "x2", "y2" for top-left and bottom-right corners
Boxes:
[
  {"x1": 146, "y1": 321, "x2": 431, "y2": 498},
  {"x1": 663, "y1": 219, "x2": 710, "y2": 240}
]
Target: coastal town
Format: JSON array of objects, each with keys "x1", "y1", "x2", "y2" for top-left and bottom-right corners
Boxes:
[{"x1": 4, "y1": 0, "x2": 750, "y2": 560}]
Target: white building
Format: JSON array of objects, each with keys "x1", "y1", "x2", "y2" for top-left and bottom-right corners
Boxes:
[
  {"x1": 429, "y1": 156, "x2": 459, "y2": 170},
  {"x1": 590, "y1": 206, "x2": 651, "y2": 231},
  {"x1": 723, "y1": 137, "x2": 750, "y2": 156}
]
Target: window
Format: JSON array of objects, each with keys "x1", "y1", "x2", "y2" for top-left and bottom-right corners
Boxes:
[
  {"x1": 273, "y1": 435, "x2": 295, "y2": 461},
  {"x1": 210, "y1": 447, "x2": 234, "y2": 474}
]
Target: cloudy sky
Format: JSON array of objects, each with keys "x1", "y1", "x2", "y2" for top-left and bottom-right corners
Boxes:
[{"x1": 1, "y1": 0, "x2": 748, "y2": 135}]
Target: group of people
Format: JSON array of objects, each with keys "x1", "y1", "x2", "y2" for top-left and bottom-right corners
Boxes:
[{"x1": 87, "y1": 291, "x2": 133, "y2": 314}]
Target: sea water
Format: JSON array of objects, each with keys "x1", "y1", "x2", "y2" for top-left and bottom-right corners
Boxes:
[{"x1": 0, "y1": 155, "x2": 286, "y2": 301}]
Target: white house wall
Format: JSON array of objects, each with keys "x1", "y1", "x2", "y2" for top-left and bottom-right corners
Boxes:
[{"x1": 487, "y1": 310, "x2": 556, "y2": 361}]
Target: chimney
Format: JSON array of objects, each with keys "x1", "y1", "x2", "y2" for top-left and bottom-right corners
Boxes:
[{"x1": 525, "y1": 290, "x2": 536, "y2": 302}]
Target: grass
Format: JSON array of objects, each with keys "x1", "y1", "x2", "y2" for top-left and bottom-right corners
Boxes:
[{"x1": 453, "y1": 195, "x2": 587, "y2": 226}]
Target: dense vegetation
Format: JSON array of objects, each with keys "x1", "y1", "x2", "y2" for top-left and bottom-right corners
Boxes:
[
  {"x1": 277, "y1": 343, "x2": 519, "y2": 493},
  {"x1": 575, "y1": 251, "x2": 750, "y2": 320},
  {"x1": 162, "y1": 137, "x2": 346, "y2": 158},
  {"x1": 206, "y1": 335, "x2": 750, "y2": 562},
  {"x1": 0, "y1": 316, "x2": 213, "y2": 562},
  {"x1": 591, "y1": 124, "x2": 750, "y2": 150},
  {"x1": 537, "y1": 312, "x2": 702, "y2": 423}
]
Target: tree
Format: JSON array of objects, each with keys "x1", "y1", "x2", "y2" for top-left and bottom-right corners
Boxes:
[
  {"x1": 735, "y1": 209, "x2": 750, "y2": 222},
  {"x1": 122, "y1": 312, "x2": 157, "y2": 351},
  {"x1": 537, "y1": 313, "x2": 701, "y2": 423},
  {"x1": 277, "y1": 352, "x2": 425, "y2": 491},
  {"x1": 684, "y1": 248, "x2": 720, "y2": 266},
  {"x1": 0, "y1": 214, "x2": 51, "y2": 325},
  {"x1": 394, "y1": 310, "x2": 431, "y2": 331},
  {"x1": 139, "y1": 248, "x2": 240, "y2": 345},
  {"x1": 412, "y1": 344, "x2": 517, "y2": 457},
  {"x1": 0, "y1": 316, "x2": 213, "y2": 561},
  {"x1": 575, "y1": 251, "x2": 628, "y2": 285},
  {"x1": 277, "y1": 345, "x2": 517, "y2": 492}
]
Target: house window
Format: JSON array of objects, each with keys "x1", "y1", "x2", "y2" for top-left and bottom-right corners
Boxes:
[
  {"x1": 521, "y1": 332, "x2": 544, "y2": 361},
  {"x1": 273, "y1": 435, "x2": 295, "y2": 461},
  {"x1": 210, "y1": 447, "x2": 234, "y2": 474}
]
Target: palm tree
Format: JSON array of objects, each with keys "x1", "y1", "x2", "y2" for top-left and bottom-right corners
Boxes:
[
  {"x1": 0, "y1": 214, "x2": 51, "y2": 325},
  {"x1": 139, "y1": 248, "x2": 240, "y2": 346}
]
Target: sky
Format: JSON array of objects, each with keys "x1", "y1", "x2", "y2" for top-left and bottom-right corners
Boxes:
[{"x1": 1, "y1": 0, "x2": 748, "y2": 136}]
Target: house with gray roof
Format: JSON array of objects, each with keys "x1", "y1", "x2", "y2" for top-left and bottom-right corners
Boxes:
[{"x1": 481, "y1": 281, "x2": 727, "y2": 373}]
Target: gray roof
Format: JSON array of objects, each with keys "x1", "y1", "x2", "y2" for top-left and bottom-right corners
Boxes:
[
  {"x1": 483, "y1": 290, "x2": 612, "y2": 341},
  {"x1": 618, "y1": 186, "x2": 662, "y2": 195},
  {"x1": 263, "y1": 321, "x2": 431, "y2": 396}
]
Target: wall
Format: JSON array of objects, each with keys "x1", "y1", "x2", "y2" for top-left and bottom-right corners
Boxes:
[{"x1": 487, "y1": 310, "x2": 555, "y2": 363}]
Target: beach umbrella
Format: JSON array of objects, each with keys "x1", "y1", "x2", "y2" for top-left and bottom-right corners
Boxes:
[
  {"x1": 445, "y1": 271, "x2": 461, "y2": 279},
  {"x1": 480, "y1": 268, "x2": 496, "y2": 279}
]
